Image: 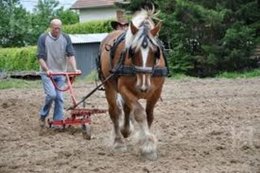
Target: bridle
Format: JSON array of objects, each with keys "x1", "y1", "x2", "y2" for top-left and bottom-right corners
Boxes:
[
  {"x1": 105, "y1": 24, "x2": 169, "y2": 77},
  {"x1": 127, "y1": 44, "x2": 161, "y2": 74}
]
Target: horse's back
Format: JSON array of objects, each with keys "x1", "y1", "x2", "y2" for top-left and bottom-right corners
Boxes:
[
  {"x1": 100, "y1": 30, "x2": 125, "y2": 78},
  {"x1": 100, "y1": 30, "x2": 124, "y2": 50}
]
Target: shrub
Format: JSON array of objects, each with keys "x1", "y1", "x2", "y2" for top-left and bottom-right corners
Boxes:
[
  {"x1": 63, "y1": 20, "x2": 113, "y2": 34},
  {"x1": 0, "y1": 46, "x2": 38, "y2": 71}
]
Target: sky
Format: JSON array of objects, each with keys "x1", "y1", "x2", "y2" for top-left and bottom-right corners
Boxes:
[{"x1": 20, "y1": 0, "x2": 77, "y2": 12}]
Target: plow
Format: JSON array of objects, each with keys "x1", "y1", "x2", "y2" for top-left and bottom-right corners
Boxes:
[{"x1": 47, "y1": 72, "x2": 106, "y2": 139}]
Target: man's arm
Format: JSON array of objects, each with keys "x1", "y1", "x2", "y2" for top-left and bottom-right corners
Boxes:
[
  {"x1": 39, "y1": 59, "x2": 49, "y2": 72},
  {"x1": 64, "y1": 34, "x2": 80, "y2": 72},
  {"x1": 37, "y1": 34, "x2": 51, "y2": 73},
  {"x1": 68, "y1": 56, "x2": 80, "y2": 72},
  {"x1": 37, "y1": 34, "x2": 47, "y2": 61}
]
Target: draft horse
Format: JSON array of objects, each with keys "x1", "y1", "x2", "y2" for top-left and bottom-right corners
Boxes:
[{"x1": 98, "y1": 9, "x2": 168, "y2": 160}]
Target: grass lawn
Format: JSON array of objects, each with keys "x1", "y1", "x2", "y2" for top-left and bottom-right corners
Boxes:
[{"x1": 0, "y1": 69, "x2": 259, "y2": 90}]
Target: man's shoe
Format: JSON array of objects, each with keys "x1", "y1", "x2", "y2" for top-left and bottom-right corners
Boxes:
[{"x1": 51, "y1": 125, "x2": 65, "y2": 131}]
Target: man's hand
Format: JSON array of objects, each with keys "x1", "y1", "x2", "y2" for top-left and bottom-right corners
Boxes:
[
  {"x1": 46, "y1": 69, "x2": 53, "y2": 76},
  {"x1": 75, "y1": 69, "x2": 81, "y2": 74}
]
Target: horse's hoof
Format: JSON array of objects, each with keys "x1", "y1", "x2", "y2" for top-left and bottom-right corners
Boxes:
[
  {"x1": 113, "y1": 143, "x2": 127, "y2": 152},
  {"x1": 121, "y1": 129, "x2": 131, "y2": 138},
  {"x1": 113, "y1": 145, "x2": 127, "y2": 152},
  {"x1": 141, "y1": 151, "x2": 158, "y2": 161}
]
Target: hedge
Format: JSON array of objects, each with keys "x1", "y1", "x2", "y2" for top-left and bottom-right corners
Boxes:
[
  {"x1": 0, "y1": 46, "x2": 38, "y2": 72},
  {"x1": 63, "y1": 20, "x2": 113, "y2": 34}
]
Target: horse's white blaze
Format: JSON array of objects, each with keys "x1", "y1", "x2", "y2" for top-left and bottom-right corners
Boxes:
[
  {"x1": 141, "y1": 47, "x2": 149, "y2": 68},
  {"x1": 147, "y1": 75, "x2": 151, "y2": 86},
  {"x1": 141, "y1": 74, "x2": 146, "y2": 90},
  {"x1": 136, "y1": 74, "x2": 141, "y2": 89},
  {"x1": 140, "y1": 47, "x2": 150, "y2": 90}
]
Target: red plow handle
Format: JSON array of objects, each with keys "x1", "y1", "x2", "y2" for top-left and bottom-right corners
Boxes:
[
  {"x1": 48, "y1": 71, "x2": 81, "y2": 92},
  {"x1": 47, "y1": 71, "x2": 81, "y2": 106},
  {"x1": 48, "y1": 71, "x2": 82, "y2": 76}
]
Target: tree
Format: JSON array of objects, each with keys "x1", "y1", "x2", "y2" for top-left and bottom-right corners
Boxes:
[
  {"x1": 119, "y1": 0, "x2": 259, "y2": 76},
  {"x1": 31, "y1": 0, "x2": 59, "y2": 34},
  {"x1": 0, "y1": 0, "x2": 79, "y2": 47},
  {"x1": 55, "y1": 7, "x2": 79, "y2": 25},
  {"x1": 0, "y1": 0, "x2": 32, "y2": 47},
  {"x1": 30, "y1": 0, "x2": 79, "y2": 45},
  {"x1": 115, "y1": 0, "x2": 157, "y2": 13}
]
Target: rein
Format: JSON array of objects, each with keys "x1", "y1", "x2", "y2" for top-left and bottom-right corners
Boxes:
[
  {"x1": 68, "y1": 47, "x2": 131, "y2": 110},
  {"x1": 67, "y1": 73, "x2": 114, "y2": 110}
]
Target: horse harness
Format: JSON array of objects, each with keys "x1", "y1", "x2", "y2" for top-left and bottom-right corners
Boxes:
[{"x1": 97, "y1": 32, "x2": 169, "y2": 80}]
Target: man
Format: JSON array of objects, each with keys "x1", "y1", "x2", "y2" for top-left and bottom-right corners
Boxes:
[
  {"x1": 37, "y1": 18, "x2": 80, "y2": 128},
  {"x1": 111, "y1": 19, "x2": 129, "y2": 30}
]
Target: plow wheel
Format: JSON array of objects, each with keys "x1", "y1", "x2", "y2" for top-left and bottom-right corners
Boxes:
[{"x1": 81, "y1": 124, "x2": 91, "y2": 140}]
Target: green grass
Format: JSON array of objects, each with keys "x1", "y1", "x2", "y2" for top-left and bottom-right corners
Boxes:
[
  {"x1": 169, "y1": 73, "x2": 194, "y2": 80},
  {"x1": 0, "y1": 70, "x2": 99, "y2": 90},
  {"x1": 81, "y1": 70, "x2": 100, "y2": 82},
  {"x1": 169, "y1": 69, "x2": 260, "y2": 79},
  {"x1": 1, "y1": 69, "x2": 259, "y2": 90},
  {"x1": 0, "y1": 79, "x2": 41, "y2": 89},
  {"x1": 216, "y1": 69, "x2": 260, "y2": 79}
]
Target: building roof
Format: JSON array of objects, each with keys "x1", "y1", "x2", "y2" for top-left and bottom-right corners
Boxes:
[
  {"x1": 69, "y1": 33, "x2": 108, "y2": 44},
  {"x1": 71, "y1": 0, "x2": 117, "y2": 9}
]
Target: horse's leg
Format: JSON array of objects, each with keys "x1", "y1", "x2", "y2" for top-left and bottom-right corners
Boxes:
[
  {"x1": 146, "y1": 89, "x2": 162, "y2": 128},
  {"x1": 105, "y1": 85, "x2": 126, "y2": 151},
  {"x1": 120, "y1": 88, "x2": 157, "y2": 160},
  {"x1": 120, "y1": 103, "x2": 132, "y2": 138},
  {"x1": 134, "y1": 102, "x2": 158, "y2": 160}
]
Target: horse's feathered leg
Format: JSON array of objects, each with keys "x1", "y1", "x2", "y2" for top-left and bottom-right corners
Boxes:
[
  {"x1": 120, "y1": 103, "x2": 134, "y2": 138},
  {"x1": 105, "y1": 85, "x2": 127, "y2": 151},
  {"x1": 146, "y1": 88, "x2": 162, "y2": 128},
  {"x1": 133, "y1": 102, "x2": 158, "y2": 161},
  {"x1": 120, "y1": 87, "x2": 158, "y2": 161}
]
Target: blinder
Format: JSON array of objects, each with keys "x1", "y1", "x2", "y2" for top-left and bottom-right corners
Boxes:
[
  {"x1": 128, "y1": 46, "x2": 135, "y2": 59},
  {"x1": 155, "y1": 46, "x2": 161, "y2": 59}
]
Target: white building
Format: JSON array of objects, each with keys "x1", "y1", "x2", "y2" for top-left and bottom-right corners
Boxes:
[{"x1": 71, "y1": 0, "x2": 126, "y2": 23}]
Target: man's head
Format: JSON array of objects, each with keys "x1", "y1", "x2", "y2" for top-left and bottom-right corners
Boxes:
[
  {"x1": 50, "y1": 19, "x2": 62, "y2": 37},
  {"x1": 111, "y1": 20, "x2": 129, "y2": 31}
]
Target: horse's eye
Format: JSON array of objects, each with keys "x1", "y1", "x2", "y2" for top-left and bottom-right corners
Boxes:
[
  {"x1": 154, "y1": 47, "x2": 161, "y2": 59},
  {"x1": 129, "y1": 48, "x2": 135, "y2": 58}
]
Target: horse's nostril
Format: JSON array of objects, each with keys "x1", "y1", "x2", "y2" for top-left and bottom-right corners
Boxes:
[{"x1": 140, "y1": 88, "x2": 148, "y2": 93}]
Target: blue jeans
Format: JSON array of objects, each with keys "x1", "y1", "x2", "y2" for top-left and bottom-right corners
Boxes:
[{"x1": 39, "y1": 74, "x2": 65, "y2": 120}]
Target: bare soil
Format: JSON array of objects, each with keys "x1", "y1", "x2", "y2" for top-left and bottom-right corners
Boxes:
[{"x1": 0, "y1": 78, "x2": 259, "y2": 173}]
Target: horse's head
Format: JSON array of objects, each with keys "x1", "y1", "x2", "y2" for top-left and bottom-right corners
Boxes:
[{"x1": 125, "y1": 10, "x2": 162, "y2": 93}]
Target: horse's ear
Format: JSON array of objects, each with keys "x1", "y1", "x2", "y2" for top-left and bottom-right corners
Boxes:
[
  {"x1": 150, "y1": 21, "x2": 162, "y2": 37},
  {"x1": 130, "y1": 22, "x2": 139, "y2": 35}
]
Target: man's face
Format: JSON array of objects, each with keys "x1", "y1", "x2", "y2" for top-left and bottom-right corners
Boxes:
[
  {"x1": 51, "y1": 23, "x2": 61, "y2": 37},
  {"x1": 117, "y1": 23, "x2": 128, "y2": 30}
]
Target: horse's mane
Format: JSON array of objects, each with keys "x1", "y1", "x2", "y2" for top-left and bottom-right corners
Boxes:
[{"x1": 125, "y1": 9, "x2": 159, "y2": 50}]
